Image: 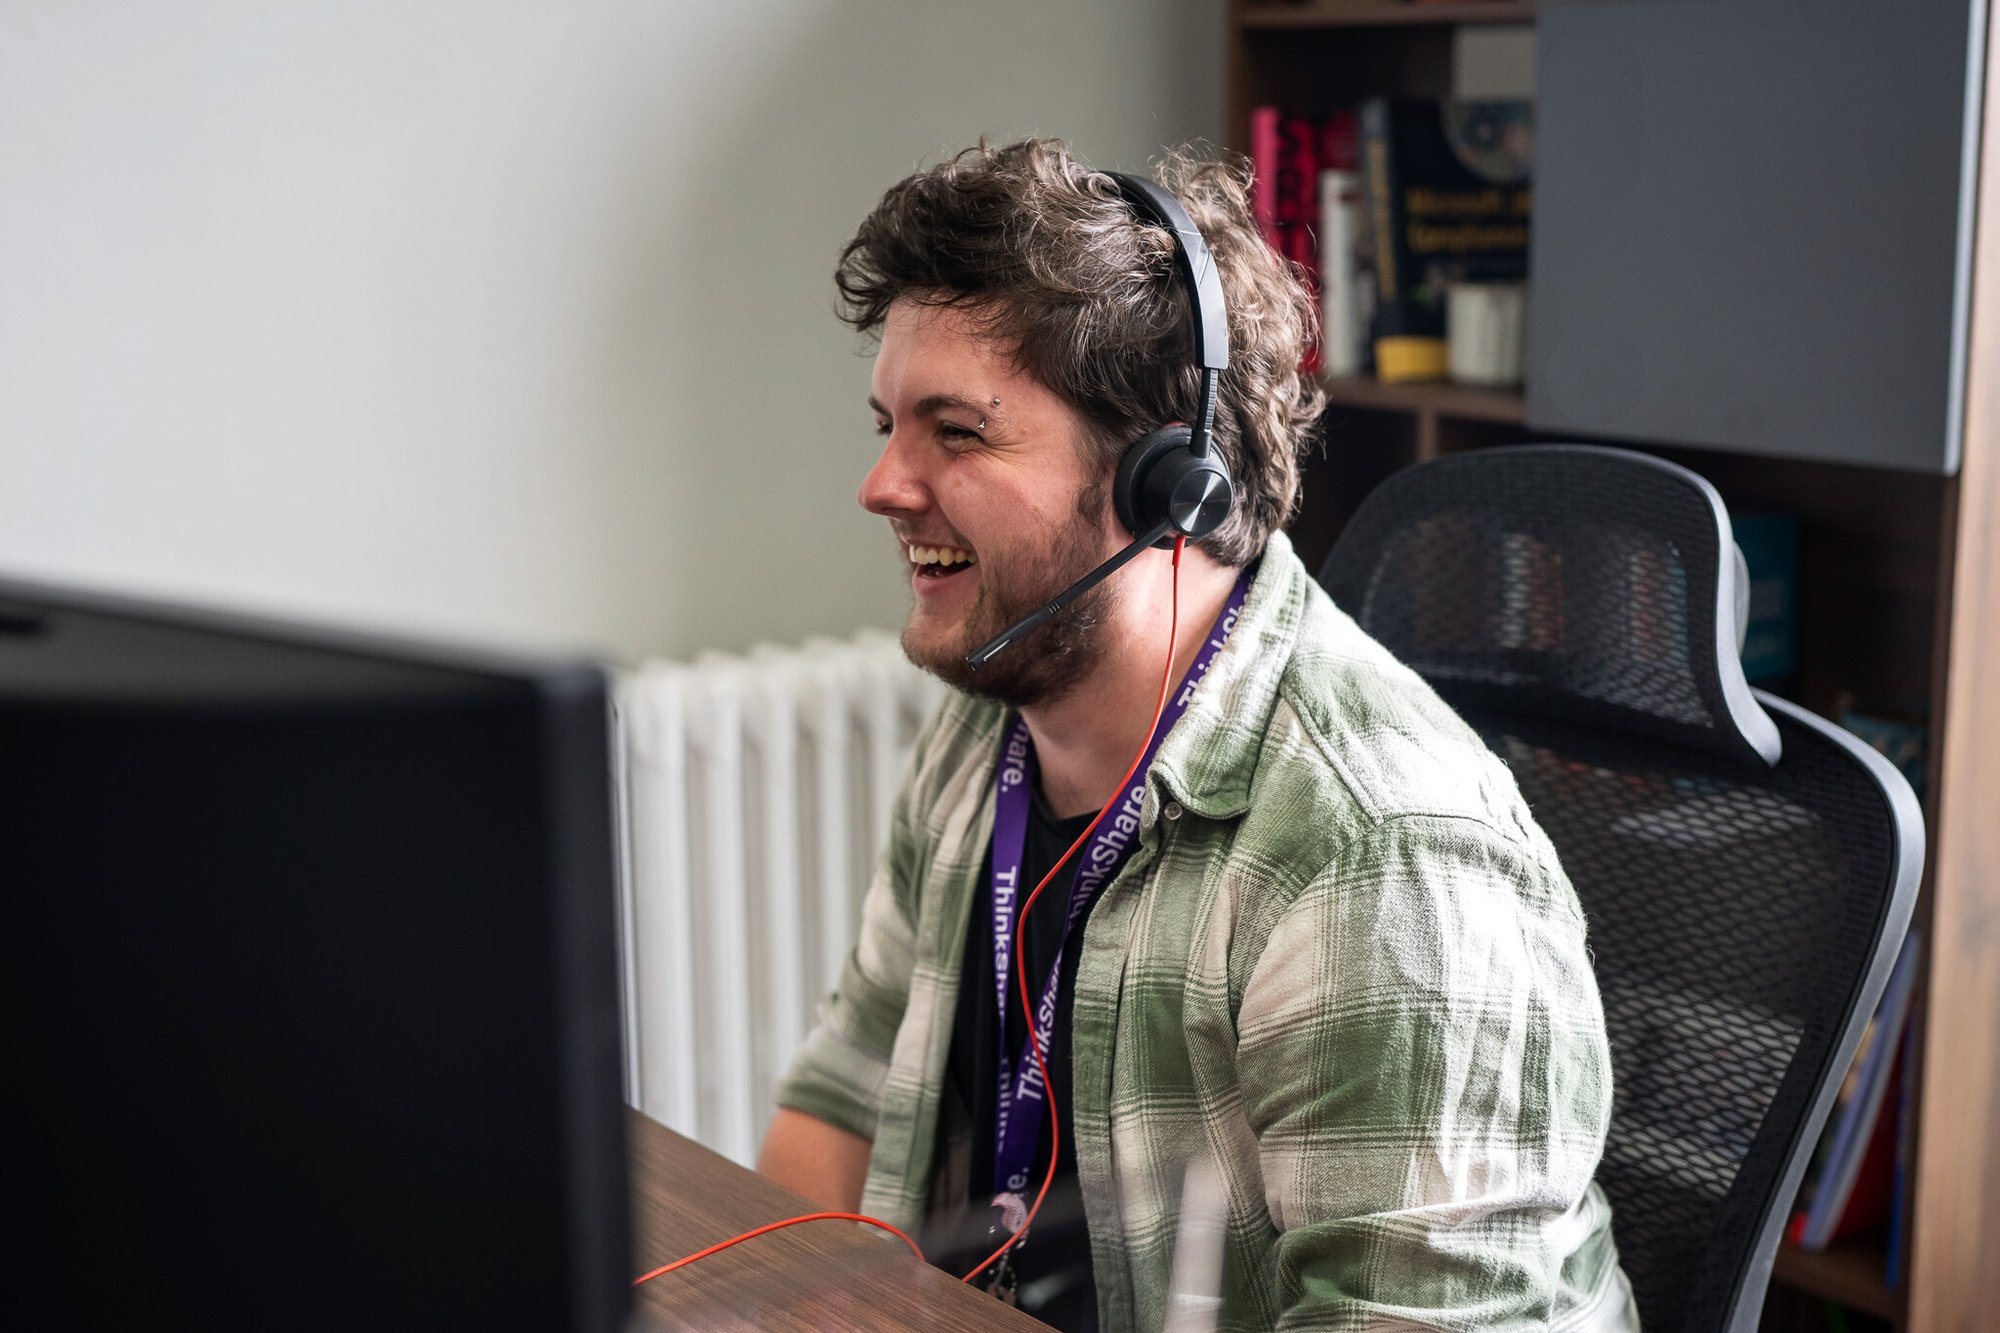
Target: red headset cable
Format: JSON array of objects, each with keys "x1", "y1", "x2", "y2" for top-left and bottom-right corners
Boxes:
[
  {"x1": 958, "y1": 534, "x2": 1184, "y2": 1287},
  {"x1": 632, "y1": 1212, "x2": 923, "y2": 1286},
  {"x1": 633, "y1": 536, "x2": 1187, "y2": 1293}
]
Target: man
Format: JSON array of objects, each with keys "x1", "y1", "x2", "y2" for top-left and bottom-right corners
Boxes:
[{"x1": 760, "y1": 139, "x2": 1636, "y2": 1332}]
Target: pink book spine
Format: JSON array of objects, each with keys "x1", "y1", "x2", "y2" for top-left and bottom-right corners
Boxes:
[{"x1": 1250, "y1": 105, "x2": 1281, "y2": 249}]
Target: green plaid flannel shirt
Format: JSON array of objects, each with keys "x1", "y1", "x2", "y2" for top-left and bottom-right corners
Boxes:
[{"x1": 777, "y1": 532, "x2": 1637, "y2": 1331}]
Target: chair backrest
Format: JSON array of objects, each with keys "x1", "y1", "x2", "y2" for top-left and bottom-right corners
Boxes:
[{"x1": 1317, "y1": 445, "x2": 1923, "y2": 1333}]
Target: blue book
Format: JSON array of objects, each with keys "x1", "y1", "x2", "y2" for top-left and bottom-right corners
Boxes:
[
  {"x1": 1838, "y1": 706, "x2": 1929, "y2": 805},
  {"x1": 1733, "y1": 512, "x2": 1799, "y2": 683},
  {"x1": 1885, "y1": 1002, "x2": 1918, "y2": 1285},
  {"x1": 1802, "y1": 932, "x2": 1922, "y2": 1250}
]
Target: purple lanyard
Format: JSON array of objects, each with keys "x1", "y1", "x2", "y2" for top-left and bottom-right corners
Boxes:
[{"x1": 988, "y1": 569, "x2": 1252, "y2": 1200}]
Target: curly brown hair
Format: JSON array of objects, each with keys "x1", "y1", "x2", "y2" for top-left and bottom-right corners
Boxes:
[{"x1": 835, "y1": 138, "x2": 1325, "y2": 566}]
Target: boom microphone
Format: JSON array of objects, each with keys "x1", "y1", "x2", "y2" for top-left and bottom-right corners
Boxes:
[{"x1": 965, "y1": 519, "x2": 1174, "y2": 669}]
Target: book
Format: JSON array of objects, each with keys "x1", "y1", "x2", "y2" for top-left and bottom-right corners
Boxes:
[
  {"x1": 1249, "y1": 106, "x2": 1281, "y2": 250},
  {"x1": 1819, "y1": 1028, "x2": 1904, "y2": 1248},
  {"x1": 1319, "y1": 168, "x2": 1364, "y2": 377},
  {"x1": 1733, "y1": 512, "x2": 1800, "y2": 683},
  {"x1": 1799, "y1": 932, "x2": 1922, "y2": 1251},
  {"x1": 1318, "y1": 110, "x2": 1368, "y2": 377},
  {"x1": 1321, "y1": 107, "x2": 1358, "y2": 176},
  {"x1": 1837, "y1": 703, "x2": 1929, "y2": 804},
  {"x1": 1276, "y1": 113, "x2": 1320, "y2": 272},
  {"x1": 1276, "y1": 113, "x2": 1323, "y2": 372},
  {"x1": 1358, "y1": 98, "x2": 1533, "y2": 383},
  {"x1": 1885, "y1": 1000, "x2": 1918, "y2": 1285}
]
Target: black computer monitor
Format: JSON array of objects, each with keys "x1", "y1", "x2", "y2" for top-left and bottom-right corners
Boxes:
[{"x1": 1, "y1": 579, "x2": 631, "y2": 1331}]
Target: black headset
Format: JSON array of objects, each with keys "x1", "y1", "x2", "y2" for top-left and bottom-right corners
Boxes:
[{"x1": 965, "y1": 170, "x2": 1233, "y2": 668}]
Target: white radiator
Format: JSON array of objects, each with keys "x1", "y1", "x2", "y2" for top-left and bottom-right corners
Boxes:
[{"x1": 612, "y1": 630, "x2": 945, "y2": 1165}]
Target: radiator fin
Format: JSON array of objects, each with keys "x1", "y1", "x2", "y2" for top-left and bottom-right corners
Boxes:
[{"x1": 614, "y1": 631, "x2": 944, "y2": 1164}]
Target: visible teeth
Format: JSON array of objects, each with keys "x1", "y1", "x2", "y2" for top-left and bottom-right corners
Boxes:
[{"x1": 907, "y1": 544, "x2": 975, "y2": 567}]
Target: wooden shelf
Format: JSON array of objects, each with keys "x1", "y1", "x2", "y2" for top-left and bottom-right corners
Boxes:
[
  {"x1": 1322, "y1": 374, "x2": 1526, "y2": 425},
  {"x1": 1320, "y1": 375, "x2": 1528, "y2": 458},
  {"x1": 1773, "y1": 1240, "x2": 1904, "y2": 1325},
  {"x1": 1243, "y1": 1, "x2": 1535, "y2": 30}
]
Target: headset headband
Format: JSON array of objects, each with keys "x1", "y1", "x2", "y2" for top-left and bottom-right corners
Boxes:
[{"x1": 1106, "y1": 173, "x2": 1230, "y2": 373}]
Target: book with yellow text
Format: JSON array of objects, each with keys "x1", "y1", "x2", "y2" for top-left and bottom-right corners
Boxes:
[{"x1": 1358, "y1": 98, "x2": 1532, "y2": 382}]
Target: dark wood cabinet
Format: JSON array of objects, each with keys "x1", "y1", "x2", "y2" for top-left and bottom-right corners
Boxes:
[{"x1": 1226, "y1": 3, "x2": 2000, "y2": 1328}]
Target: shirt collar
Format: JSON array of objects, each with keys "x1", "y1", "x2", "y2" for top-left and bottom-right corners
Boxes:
[{"x1": 1144, "y1": 529, "x2": 1310, "y2": 823}]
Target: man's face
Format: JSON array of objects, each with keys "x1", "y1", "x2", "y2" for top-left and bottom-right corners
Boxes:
[{"x1": 859, "y1": 299, "x2": 1121, "y2": 707}]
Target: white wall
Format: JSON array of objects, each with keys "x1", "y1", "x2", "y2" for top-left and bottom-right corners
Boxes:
[{"x1": 0, "y1": 1, "x2": 1222, "y2": 664}]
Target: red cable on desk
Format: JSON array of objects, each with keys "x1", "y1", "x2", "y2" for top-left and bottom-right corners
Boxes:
[
  {"x1": 633, "y1": 537, "x2": 1186, "y2": 1294},
  {"x1": 633, "y1": 1212, "x2": 924, "y2": 1286}
]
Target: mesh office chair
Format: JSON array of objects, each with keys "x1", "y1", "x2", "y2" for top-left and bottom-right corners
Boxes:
[{"x1": 1316, "y1": 445, "x2": 1923, "y2": 1333}]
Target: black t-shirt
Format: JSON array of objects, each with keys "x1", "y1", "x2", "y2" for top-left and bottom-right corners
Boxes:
[{"x1": 944, "y1": 783, "x2": 1101, "y2": 1332}]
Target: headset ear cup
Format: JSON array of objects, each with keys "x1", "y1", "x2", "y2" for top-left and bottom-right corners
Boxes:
[
  {"x1": 1115, "y1": 426, "x2": 1192, "y2": 541},
  {"x1": 1114, "y1": 425, "x2": 1233, "y2": 548}
]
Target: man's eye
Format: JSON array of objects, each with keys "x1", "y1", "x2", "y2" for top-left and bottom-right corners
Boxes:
[
  {"x1": 938, "y1": 423, "x2": 980, "y2": 445},
  {"x1": 873, "y1": 420, "x2": 891, "y2": 436}
]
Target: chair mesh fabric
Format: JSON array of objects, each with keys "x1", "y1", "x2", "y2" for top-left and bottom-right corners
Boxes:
[
  {"x1": 1321, "y1": 446, "x2": 1769, "y2": 766},
  {"x1": 1455, "y1": 707, "x2": 1895, "y2": 1331},
  {"x1": 1316, "y1": 447, "x2": 1908, "y2": 1333}
]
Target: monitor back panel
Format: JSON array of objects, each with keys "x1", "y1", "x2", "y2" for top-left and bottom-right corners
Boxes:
[{"x1": 0, "y1": 588, "x2": 630, "y2": 1331}]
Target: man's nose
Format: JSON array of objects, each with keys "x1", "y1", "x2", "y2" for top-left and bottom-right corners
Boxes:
[{"x1": 858, "y1": 431, "x2": 929, "y2": 518}]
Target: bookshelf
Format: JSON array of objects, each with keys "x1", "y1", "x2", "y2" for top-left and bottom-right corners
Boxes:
[
  {"x1": 1229, "y1": 2, "x2": 2000, "y2": 1330},
  {"x1": 1321, "y1": 375, "x2": 1524, "y2": 428},
  {"x1": 1770, "y1": 1242, "x2": 1906, "y2": 1326}
]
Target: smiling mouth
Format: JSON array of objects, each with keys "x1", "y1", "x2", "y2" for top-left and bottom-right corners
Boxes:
[{"x1": 906, "y1": 543, "x2": 978, "y2": 580}]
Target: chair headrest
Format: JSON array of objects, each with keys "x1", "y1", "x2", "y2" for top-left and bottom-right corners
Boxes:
[{"x1": 1319, "y1": 444, "x2": 1781, "y2": 767}]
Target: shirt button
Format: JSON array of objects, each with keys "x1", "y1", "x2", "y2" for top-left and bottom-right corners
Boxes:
[{"x1": 1163, "y1": 801, "x2": 1183, "y2": 822}]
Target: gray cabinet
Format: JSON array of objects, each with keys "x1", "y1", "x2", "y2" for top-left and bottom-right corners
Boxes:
[{"x1": 1527, "y1": 0, "x2": 1985, "y2": 473}]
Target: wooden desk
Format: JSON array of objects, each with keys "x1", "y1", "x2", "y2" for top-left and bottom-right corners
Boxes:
[{"x1": 626, "y1": 1111, "x2": 1045, "y2": 1331}]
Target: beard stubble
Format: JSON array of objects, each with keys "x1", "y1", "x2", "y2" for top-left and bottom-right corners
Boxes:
[{"x1": 901, "y1": 480, "x2": 1118, "y2": 709}]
